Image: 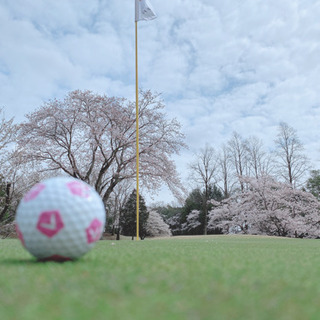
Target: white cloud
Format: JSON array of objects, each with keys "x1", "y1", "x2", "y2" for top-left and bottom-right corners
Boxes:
[{"x1": 1, "y1": 0, "x2": 320, "y2": 203}]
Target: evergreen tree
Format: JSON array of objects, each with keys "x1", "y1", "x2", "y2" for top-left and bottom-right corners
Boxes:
[
  {"x1": 306, "y1": 170, "x2": 320, "y2": 200},
  {"x1": 0, "y1": 176, "x2": 12, "y2": 224},
  {"x1": 181, "y1": 184, "x2": 223, "y2": 235},
  {"x1": 120, "y1": 190, "x2": 149, "y2": 239}
]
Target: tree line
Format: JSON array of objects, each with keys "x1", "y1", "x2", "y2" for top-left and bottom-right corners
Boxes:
[
  {"x1": 155, "y1": 124, "x2": 320, "y2": 238},
  {"x1": 1, "y1": 90, "x2": 320, "y2": 239},
  {"x1": 0, "y1": 90, "x2": 185, "y2": 239}
]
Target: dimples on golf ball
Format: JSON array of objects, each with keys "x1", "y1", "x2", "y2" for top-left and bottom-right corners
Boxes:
[{"x1": 15, "y1": 177, "x2": 106, "y2": 261}]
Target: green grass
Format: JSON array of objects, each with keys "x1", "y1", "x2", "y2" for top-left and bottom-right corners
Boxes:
[{"x1": 1, "y1": 236, "x2": 320, "y2": 320}]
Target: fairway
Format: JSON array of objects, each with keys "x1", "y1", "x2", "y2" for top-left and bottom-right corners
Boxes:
[{"x1": 1, "y1": 236, "x2": 320, "y2": 320}]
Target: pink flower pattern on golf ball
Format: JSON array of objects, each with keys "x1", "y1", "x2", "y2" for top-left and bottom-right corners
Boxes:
[
  {"x1": 66, "y1": 181, "x2": 90, "y2": 198},
  {"x1": 15, "y1": 223, "x2": 25, "y2": 247},
  {"x1": 86, "y1": 219, "x2": 103, "y2": 244},
  {"x1": 23, "y1": 183, "x2": 45, "y2": 202},
  {"x1": 37, "y1": 210, "x2": 64, "y2": 238}
]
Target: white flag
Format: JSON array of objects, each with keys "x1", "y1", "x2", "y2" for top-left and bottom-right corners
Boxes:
[{"x1": 135, "y1": 0, "x2": 157, "y2": 22}]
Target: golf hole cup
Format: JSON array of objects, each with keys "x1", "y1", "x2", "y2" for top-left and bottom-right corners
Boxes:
[{"x1": 15, "y1": 177, "x2": 106, "y2": 261}]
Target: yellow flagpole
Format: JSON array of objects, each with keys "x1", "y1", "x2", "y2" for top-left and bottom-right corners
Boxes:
[{"x1": 135, "y1": 20, "x2": 140, "y2": 241}]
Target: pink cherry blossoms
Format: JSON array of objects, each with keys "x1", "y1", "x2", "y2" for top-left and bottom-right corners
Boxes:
[{"x1": 208, "y1": 175, "x2": 320, "y2": 238}]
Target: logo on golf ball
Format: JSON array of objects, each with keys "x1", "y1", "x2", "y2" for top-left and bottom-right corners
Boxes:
[
  {"x1": 86, "y1": 219, "x2": 103, "y2": 243},
  {"x1": 67, "y1": 181, "x2": 90, "y2": 198},
  {"x1": 15, "y1": 224, "x2": 25, "y2": 246},
  {"x1": 23, "y1": 183, "x2": 46, "y2": 202},
  {"x1": 36, "y1": 210, "x2": 64, "y2": 238}
]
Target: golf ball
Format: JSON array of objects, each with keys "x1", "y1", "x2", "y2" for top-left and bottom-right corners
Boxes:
[{"x1": 15, "y1": 176, "x2": 106, "y2": 261}]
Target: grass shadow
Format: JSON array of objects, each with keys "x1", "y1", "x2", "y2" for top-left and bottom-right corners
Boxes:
[
  {"x1": 0, "y1": 258, "x2": 80, "y2": 265},
  {"x1": 0, "y1": 258, "x2": 39, "y2": 265}
]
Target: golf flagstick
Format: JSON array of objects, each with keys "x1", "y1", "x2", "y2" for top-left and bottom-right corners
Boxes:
[{"x1": 135, "y1": 0, "x2": 157, "y2": 240}]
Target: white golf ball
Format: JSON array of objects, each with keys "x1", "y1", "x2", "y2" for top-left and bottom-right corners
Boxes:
[{"x1": 15, "y1": 177, "x2": 106, "y2": 261}]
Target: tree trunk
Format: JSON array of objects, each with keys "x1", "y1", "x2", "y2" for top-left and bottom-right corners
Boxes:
[
  {"x1": 0, "y1": 183, "x2": 11, "y2": 222},
  {"x1": 203, "y1": 184, "x2": 208, "y2": 235}
]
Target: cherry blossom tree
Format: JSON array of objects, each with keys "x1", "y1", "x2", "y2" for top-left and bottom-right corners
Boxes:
[
  {"x1": 181, "y1": 210, "x2": 201, "y2": 234},
  {"x1": 0, "y1": 108, "x2": 18, "y2": 223},
  {"x1": 1, "y1": 150, "x2": 54, "y2": 225},
  {"x1": 208, "y1": 175, "x2": 320, "y2": 238},
  {"x1": 0, "y1": 108, "x2": 17, "y2": 167},
  {"x1": 146, "y1": 210, "x2": 172, "y2": 237},
  {"x1": 165, "y1": 214, "x2": 182, "y2": 235},
  {"x1": 16, "y1": 90, "x2": 186, "y2": 203},
  {"x1": 208, "y1": 197, "x2": 248, "y2": 234}
]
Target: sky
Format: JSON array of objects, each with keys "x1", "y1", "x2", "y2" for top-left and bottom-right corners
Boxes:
[{"x1": 1, "y1": 0, "x2": 320, "y2": 204}]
